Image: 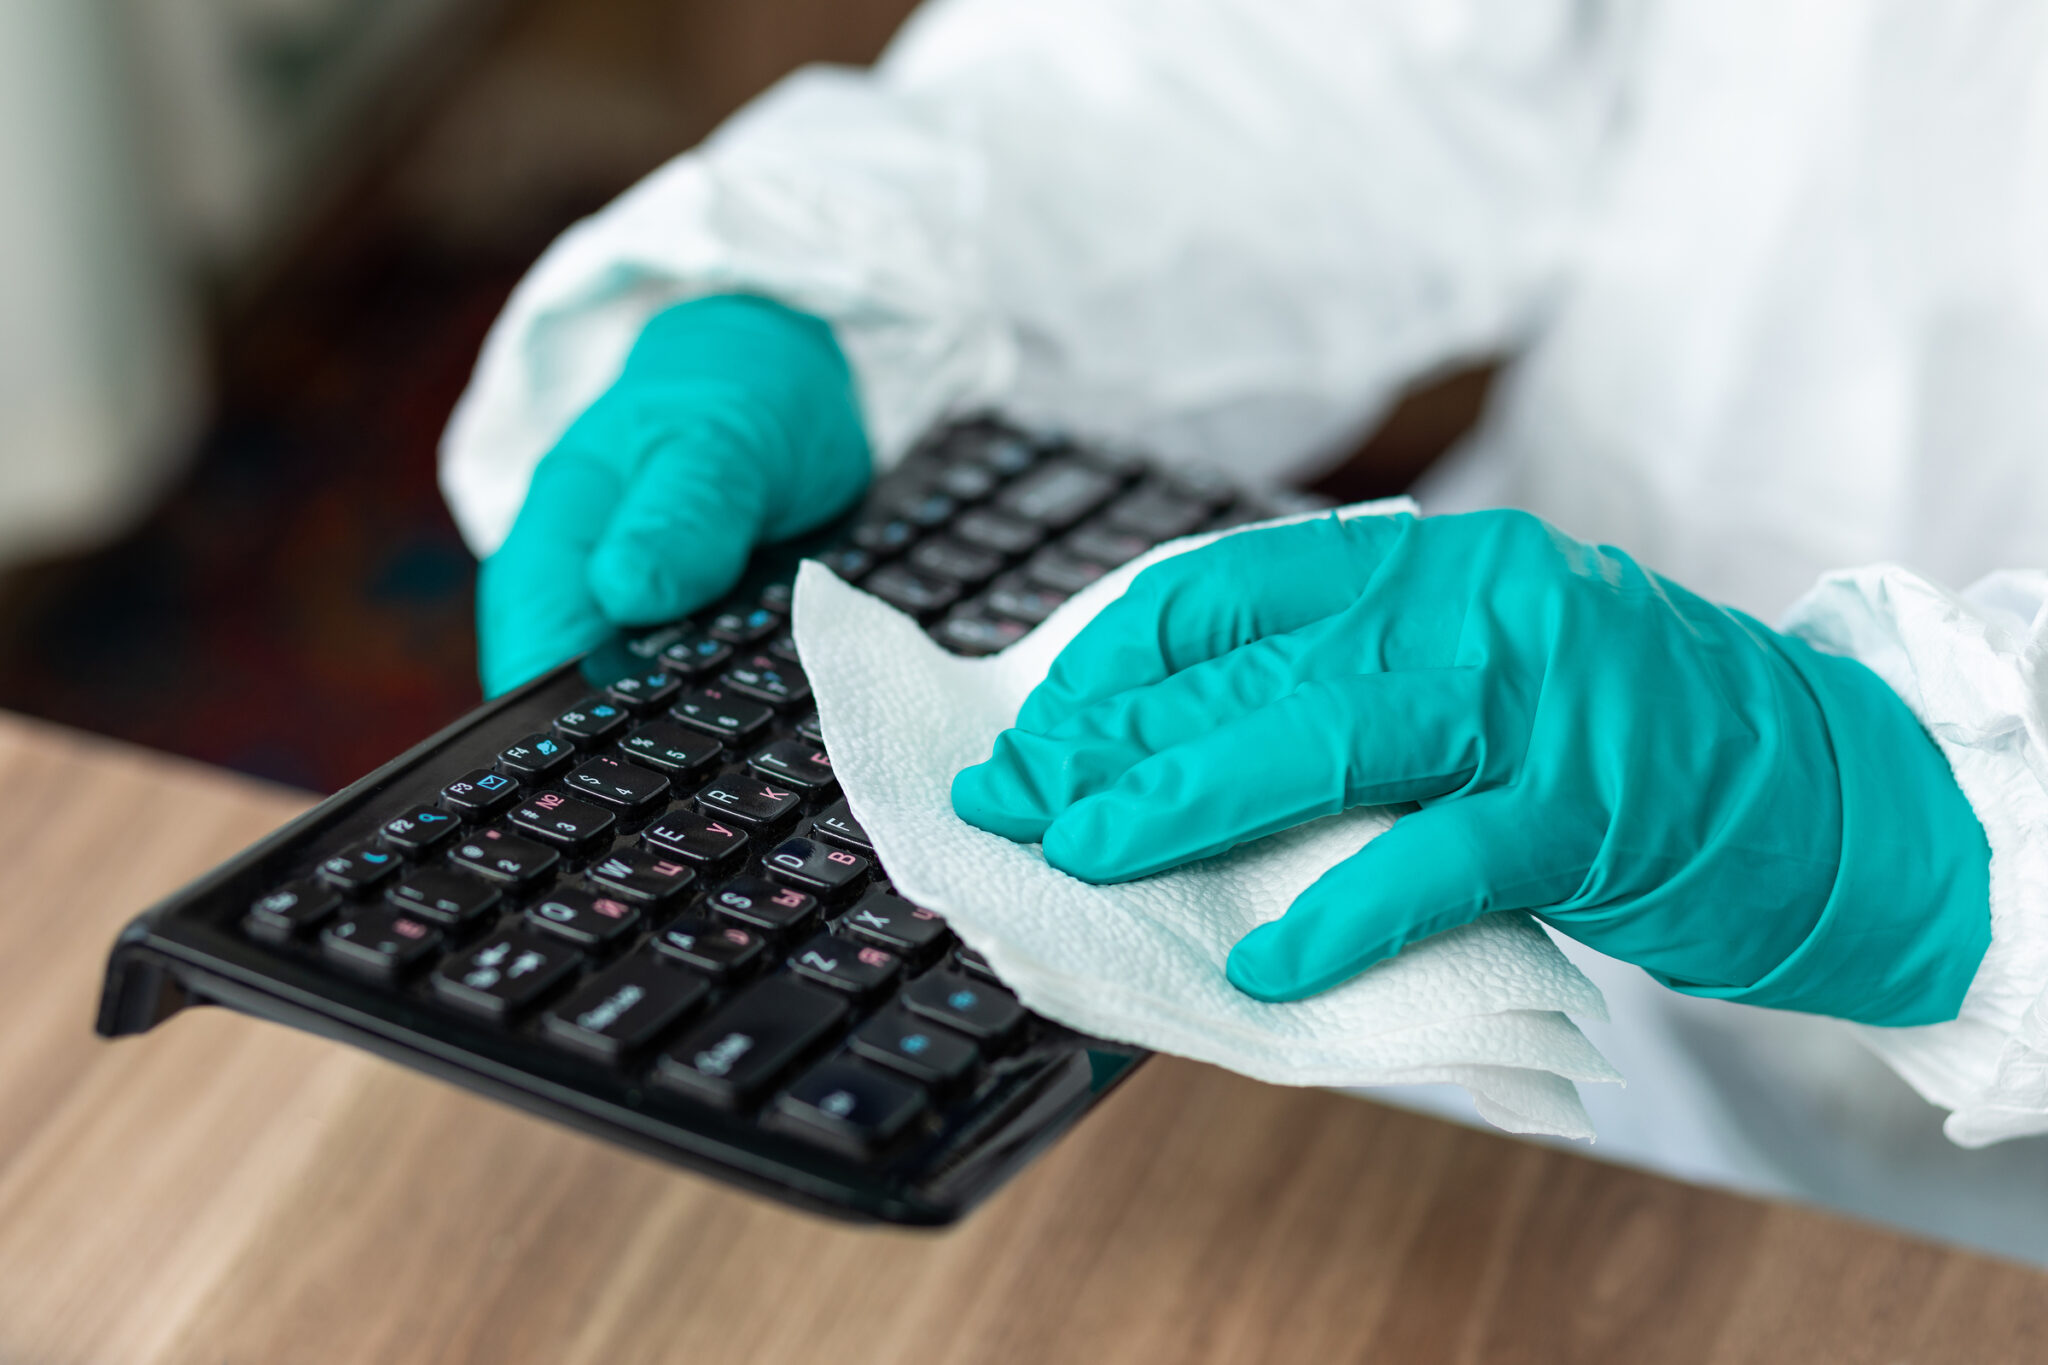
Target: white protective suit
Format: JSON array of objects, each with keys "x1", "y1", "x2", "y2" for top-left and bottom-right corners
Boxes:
[{"x1": 440, "y1": 0, "x2": 2048, "y2": 1264}]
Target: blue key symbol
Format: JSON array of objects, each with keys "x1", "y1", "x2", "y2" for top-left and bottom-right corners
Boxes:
[
  {"x1": 537, "y1": 739, "x2": 559, "y2": 755},
  {"x1": 948, "y1": 989, "x2": 978, "y2": 1010},
  {"x1": 595, "y1": 704, "x2": 618, "y2": 717},
  {"x1": 363, "y1": 851, "x2": 391, "y2": 865},
  {"x1": 479, "y1": 773, "x2": 509, "y2": 791},
  {"x1": 900, "y1": 1032, "x2": 930, "y2": 1055},
  {"x1": 420, "y1": 811, "x2": 448, "y2": 823}
]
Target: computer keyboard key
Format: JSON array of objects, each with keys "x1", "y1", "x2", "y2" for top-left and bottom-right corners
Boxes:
[
  {"x1": 321, "y1": 907, "x2": 443, "y2": 980},
  {"x1": 451, "y1": 826, "x2": 561, "y2": 887},
  {"x1": 1102, "y1": 484, "x2": 1209, "y2": 542},
  {"x1": 953, "y1": 945, "x2": 1001, "y2": 982},
  {"x1": 708, "y1": 606, "x2": 781, "y2": 644},
  {"x1": 851, "y1": 518, "x2": 918, "y2": 556},
  {"x1": 497, "y1": 732, "x2": 573, "y2": 778},
  {"x1": 587, "y1": 846, "x2": 698, "y2": 904},
  {"x1": 983, "y1": 572, "x2": 1066, "y2": 626},
  {"x1": 851, "y1": 1011, "x2": 981, "y2": 1092},
  {"x1": 563, "y1": 755, "x2": 670, "y2": 811},
  {"x1": 766, "y1": 631, "x2": 802, "y2": 666},
  {"x1": 788, "y1": 933, "x2": 903, "y2": 1002},
  {"x1": 904, "y1": 970, "x2": 1026, "y2": 1045},
  {"x1": 864, "y1": 564, "x2": 961, "y2": 621},
  {"x1": 900, "y1": 492, "x2": 959, "y2": 529},
  {"x1": 840, "y1": 888, "x2": 951, "y2": 964},
  {"x1": 606, "y1": 668, "x2": 683, "y2": 714},
  {"x1": 669, "y1": 685, "x2": 773, "y2": 742},
  {"x1": 758, "y1": 582, "x2": 794, "y2": 614},
  {"x1": 817, "y1": 548, "x2": 874, "y2": 582},
  {"x1": 617, "y1": 721, "x2": 720, "y2": 778},
  {"x1": 245, "y1": 882, "x2": 341, "y2": 942},
  {"x1": 386, "y1": 866, "x2": 502, "y2": 927},
  {"x1": 932, "y1": 611, "x2": 1028, "y2": 657},
  {"x1": 965, "y1": 430, "x2": 1038, "y2": 476},
  {"x1": 764, "y1": 837, "x2": 871, "y2": 898},
  {"x1": 554, "y1": 697, "x2": 629, "y2": 742},
  {"x1": 769, "y1": 1058, "x2": 929, "y2": 1158},
  {"x1": 747, "y1": 739, "x2": 836, "y2": 792},
  {"x1": 721, "y1": 653, "x2": 811, "y2": 707},
  {"x1": 937, "y1": 461, "x2": 999, "y2": 502},
  {"x1": 654, "y1": 977, "x2": 850, "y2": 1108},
  {"x1": 432, "y1": 929, "x2": 583, "y2": 1019},
  {"x1": 809, "y1": 799, "x2": 874, "y2": 855},
  {"x1": 995, "y1": 459, "x2": 1119, "y2": 529},
  {"x1": 659, "y1": 631, "x2": 734, "y2": 677},
  {"x1": 695, "y1": 771, "x2": 801, "y2": 828},
  {"x1": 909, "y1": 536, "x2": 1004, "y2": 586},
  {"x1": 379, "y1": 804, "x2": 461, "y2": 852},
  {"x1": 543, "y1": 957, "x2": 711, "y2": 1061},
  {"x1": 441, "y1": 769, "x2": 518, "y2": 816},
  {"x1": 795, "y1": 711, "x2": 826, "y2": 743},
  {"x1": 510, "y1": 791, "x2": 616, "y2": 848},
  {"x1": 1023, "y1": 545, "x2": 1108, "y2": 595},
  {"x1": 952, "y1": 507, "x2": 1044, "y2": 557},
  {"x1": 642, "y1": 810, "x2": 750, "y2": 867},
  {"x1": 318, "y1": 841, "x2": 402, "y2": 894},
  {"x1": 706, "y1": 875, "x2": 820, "y2": 937},
  {"x1": 650, "y1": 916, "x2": 767, "y2": 981},
  {"x1": 1062, "y1": 520, "x2": 1153, "y2": 569},
  {"x1": 525, "y1": 886, "x2": 643, "y2": 948}
]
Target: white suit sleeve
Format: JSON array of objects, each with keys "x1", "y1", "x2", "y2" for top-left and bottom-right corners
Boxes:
[
  {"x1": 1783, "y1": 568, "x2": 2048, "y2": 1147},
  {"x1": 439, "y1": 0, "x2": 1637, "y2": 556}
]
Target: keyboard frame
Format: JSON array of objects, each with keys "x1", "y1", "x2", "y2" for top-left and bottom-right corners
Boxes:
[{"x1": 95, "y1": 420, "x2": 1314, "y2": 1227}]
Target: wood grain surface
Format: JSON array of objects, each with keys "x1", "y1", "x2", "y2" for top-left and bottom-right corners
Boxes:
[{"x1": 0, "y1": 711, "x2": 2042, "y2": 1364}]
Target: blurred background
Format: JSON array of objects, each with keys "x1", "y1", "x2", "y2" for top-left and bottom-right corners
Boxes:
[{"x1": 0, "y1": 0, "x2": 1478, "y2": 794}]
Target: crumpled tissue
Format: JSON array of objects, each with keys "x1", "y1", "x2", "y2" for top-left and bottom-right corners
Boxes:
[{"x1": 792, "y1": 499, "x2": 1619, "y2": 1137}]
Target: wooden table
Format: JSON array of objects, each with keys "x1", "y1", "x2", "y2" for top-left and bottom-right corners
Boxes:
[{"x1": 0, "y1": 713, "x2": 2042, "y2": 1364}]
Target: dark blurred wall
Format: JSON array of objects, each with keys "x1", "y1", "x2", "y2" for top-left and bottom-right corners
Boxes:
[{"x1": 0, "y1": 0, "x2": 919, "y2": 792}]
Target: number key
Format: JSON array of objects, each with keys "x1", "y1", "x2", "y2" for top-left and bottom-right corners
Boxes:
[
  {"x1": 720, "y1": 653, "x2": 810, "y2": 707},
  {"x1": 669, "y1": 685, "x2": 772, "y2": 741},
  {"x1": 451, "y1": 826, "x2": 560, "y2": 887},
  {"x1": 618, "y1": 721, "x2": 719, "y2": 777},
  {"x1": 606, "y1": 668, "x2": 682, "y2": 714},
  {"x1": 562, "y1": 755, "x2": 670, "y2": 811},
  {"x1": 509, "y1": 791, "x2": 615, "y2": 848}
]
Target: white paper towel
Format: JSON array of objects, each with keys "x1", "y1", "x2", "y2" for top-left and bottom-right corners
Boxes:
[{"x1": 793, "y1": 500, "x2": 1620, "y2": 1137}]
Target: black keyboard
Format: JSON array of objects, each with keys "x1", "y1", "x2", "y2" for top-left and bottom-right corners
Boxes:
[{"x1": 95, "y1": 418, "x2": 1327, "y2": 1225}]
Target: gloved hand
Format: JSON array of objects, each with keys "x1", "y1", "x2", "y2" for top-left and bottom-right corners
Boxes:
[
  {"x1": 952, "y1": 511, "x2": 1991, "y2": 1025},
  {"x1": 477, "y1": 294, "x2": 870, "y2": 696}
]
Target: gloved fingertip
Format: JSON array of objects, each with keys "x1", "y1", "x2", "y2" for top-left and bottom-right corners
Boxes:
[
  {"x1": 586, "y1": 536, "x2": 736, "y2": 626},
  {"x1": 1040, "y1": 805, "x2": 1133, "y2": 884},
  {"x1": 1223, "y1": 936, "x2": 1307, "y2": 1003},
  {"x1": 950, "y1": 761, "x2": 1054, "y2": 845}
]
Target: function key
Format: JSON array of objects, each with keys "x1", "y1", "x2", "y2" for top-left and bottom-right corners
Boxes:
[
  {"x1": 904, "y1": 970, "x2": 1026, "y2": 1046},
  {"x1": 643, "y1": 810, "x2": 750, "y2": 867},
  {"x1": 767, "y1": 1058, "x2": 928, "y2": 1159},
  {"x1": 983, "y1": 573, "x2": 1065, "y2": 626},
  {"x1": 669, "y1": 684, "x2": 772, "y2": 742},
  {"x1": 1023, "y1": 544, "x2": 1108, "y2": 595},
  {"x1": 441, "y1": 768, "x2": 518, "y2": 816},
  {"x1": 497, "y1": 732, "x2": 573, "y2": 778},
  {"x1": 705, "y1": 874, "x2": 820, "y2": 938},
  {"x1": 432, "y1": 929, "x2": 582, "y2": 1020},
  {"x1": 587, "y1": 846, "x2": 698, "y2": 905},
  {"x1": 953, "y1": 945, "x2": 1001, "y2": 982},
  {"x1": 863, "y1": 564, "x2": 960, "y2": 621},
  {"x1": 450, "y1": 825, "x2": 561, "y2": 888},
  {"x1": 555, "y1": 697, "x2": 629, "y2": 742},
  {"x1": 816, "y1": 548, "x2": 874, "y2": 583},
  {"x1": 763, "y1": 837, "x2": 871, "y2": 899},
  {"x1": 851, "y1": 1010, "x2": 980, "y2": 1092},
  {"x1": 952, "y1": 507, "x2": 1044, "y2": 557},
  {"x1": 709, "y1": 606, "x2": 781, "y2": 644},
  {"x1": 720, "y1": 653, "x2": 810, "y2": 707},
  {"x1": 788, "y1": 932, "x2": 902, "y2": 1002},
  {"x1": 908, "y1": 536, "x2": 1004, "y2": 586},
  {"x1": 510, "y1": 791, "x2": 616, "y2": 848},
  {"x1": 840, "y1": 888, "x2": 950, "y2": 964},
  {"x1": 543, "y1": 957, "x2": 711, "y2": 1061},
  {"x1": 318, "y1": 841, "x2": 402, "y2": 895},
  {"x1": 994, "y1": 459, "x2": 1119, "y2": 529},
  {"x1": 695, "y1": 771, "x2": 802, "y2": 828},
  {"x1": 1062, "y1": 520, "x2": 1153, "y2": 569},
  {"x1": 650, "y1": 915, "x2": 767, "y2": 981},
  {"x1": 933, "y1": 611, "x2": 1028, "y2": 657},
  {"x1": 851, "y1": 518, "x2": 917, "y2": 557},
  {"x1": 562, "y1": 755, "x2": 670, "y2": 812},
  {"x1": 653, "y1": 976, "x2": 850, "y2": 1108},
  {"x1": 747, "y1": 739, "x2": 836, "y2": 792},
  {"x1": 524, "y1": 886, "x2": 642, "y2": 949},
  {"x1": 1101, "y1": 483, "x2": 1208, "y2": 542},
  {"x1": 618, "y1": 720, "x2": 720, "y2": 778},
  {"x1": 659, "y1": 631, "x2": 735, "y2": 678},
  {"x1": 321, "y1": 906, "x2": 442, "y2": 980},
  {"x1": 386, "y1": 866, "x2": 502, "y2": 927},
  {"x1": 809, "y1": 799, "x2": 873, "y2": 855},
  {"x1": 379, "y1": 804, "x2": 461, "y2": 853},
  {"x1": 606, "y1": 668, "x2": 682, "y2": 713},
  {"x1": 245, "y1": 882, "x2": 341, "y2": 943}
]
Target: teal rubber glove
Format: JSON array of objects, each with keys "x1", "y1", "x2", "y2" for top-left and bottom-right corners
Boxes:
[
  {"x1": 477, "y1": 294, "x2": 870, "y2": 696},
  {"x1": 952, "y1": 511, "x2": 1991, "y2": 1025}
]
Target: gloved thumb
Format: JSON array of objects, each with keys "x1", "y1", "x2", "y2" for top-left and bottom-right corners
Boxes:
[{"x1": 1226, "y1": 790, "x2": 1600, "y2": 1002}]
